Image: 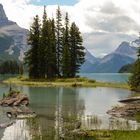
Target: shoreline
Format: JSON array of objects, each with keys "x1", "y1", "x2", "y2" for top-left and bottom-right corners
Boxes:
[{"x1": 3, "y1": 77, "x2": 130, "y2": 89}]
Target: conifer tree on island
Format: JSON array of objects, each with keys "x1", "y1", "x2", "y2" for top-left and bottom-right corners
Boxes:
[
  {"x1": 25, "y1": 6, "x2": 85, "y2": 79},
  {"x1": 69, "y1": 22, "x2": 85, "y2": 77},
  {"x1": 56, "y1": 6, "x2": 63, "y2": 77},
  {"x1": 39, "y1": 6, "x2": 47, "y2": 78},
  {"x1": 62, "y1": 12, "x2": 71, "y2": 77},
  {"x1": 25, "y1": 15, "x2": 41, "y2": 79}
]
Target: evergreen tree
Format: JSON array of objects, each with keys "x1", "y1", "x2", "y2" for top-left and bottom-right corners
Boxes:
[
  {"x1": 39, "y1": 6, "x2": 48, "y2": 78},
  {"x1": 56, "y1": 6, "x2": 63, "y2": 77},
  {"x1": 45, "y1": 19, "x2": 57, "y2": 78},
  {"x1": 129, "y1": 46, "x2": 140, "y2": 91},
  {"x1": 25, "y1": 15, "x2": 41, "y2": 79},
  {"x1": 69, "y1": 22, "x2": 85, "y2": 77},
  {"x1": 62, "y1": 13, "x2": 71, "y2": 77},
  {"x1": 25, "y1": 6, "x2": 85, "y2": 79},
  {"x1": 0, "y1": 60, "x2": 20, "y2": 74}
]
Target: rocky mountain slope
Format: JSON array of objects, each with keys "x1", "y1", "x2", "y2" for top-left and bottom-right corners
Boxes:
[
  {"x1": 81, "y1": 40, "x2": 138, "y2": 73},
  {"x1": 0, "y1": 4, "x2": 29, "y2": 62}
]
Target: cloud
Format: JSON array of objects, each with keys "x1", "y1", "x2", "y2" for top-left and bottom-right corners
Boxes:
[
  {"x1": 0, "y1": 0, "x2": 140, "y2": 57},
  {"x1": 83, "y1": 32, "x2": 137, "y2": 57}
]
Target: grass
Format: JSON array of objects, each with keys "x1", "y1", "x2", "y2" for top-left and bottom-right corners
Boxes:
[
  {"x1": 69, "y1": 130, "x2": 140, "y2": 140},
  {"x1": 3, "y1": 76, "x2": 130, "y2": 89}
]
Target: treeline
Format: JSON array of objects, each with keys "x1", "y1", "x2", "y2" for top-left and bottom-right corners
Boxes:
[
  {"x1": 0, "y1": 60, "x2": 23, "y2": 74},
  {"x1": 25, "y1": 6, "x2": 85, "y2": 79},
  {"x1": 118, "y1": 64, "x2": 133, "y2": 73},
  {"x1": 129, "y1": 43, "x2": 140, "y2": 91}
]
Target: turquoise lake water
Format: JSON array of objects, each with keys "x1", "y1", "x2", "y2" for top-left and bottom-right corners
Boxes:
[{"x1": 80, "y1": 73, "x2": 130, "y2": 83}]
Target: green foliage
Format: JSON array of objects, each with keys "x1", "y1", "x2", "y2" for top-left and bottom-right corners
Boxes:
[
  {"x1": 0, "y1": 60, "x2": 22, "y2": 74},
  {"x1": 56, "y1": 6, "x2": 63, "y2": 76},
  {"x1": 25, "y1": 15, "x2": 41, "y2": 79},
  {"x1": 62, "y1": 13, "x2": 71, "y2": 77},
  {"x1": 69, "y1": 22, "x2": 85, "y2": 77},
  {"x1": 119, "y1": 63, "x2": 133, "y2": 73},
  {"x1": 129, "y1": 42, "x2": 140, "y2": 91},
  {"x1": 25, "y1": 6, "x2": 85, "y2": 79}
]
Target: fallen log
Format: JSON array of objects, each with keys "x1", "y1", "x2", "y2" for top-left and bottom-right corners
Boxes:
[{"x1": 119, "y1": 96, "x2": 140, "y2": 103}]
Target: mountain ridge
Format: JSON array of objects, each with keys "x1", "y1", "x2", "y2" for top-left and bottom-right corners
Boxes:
[
  {"x1": 81, "y1": 39, "x2": 138, "y2": 73},
  {"x1": 0, "y1": 3, "x2": 29, "y2": 62}
]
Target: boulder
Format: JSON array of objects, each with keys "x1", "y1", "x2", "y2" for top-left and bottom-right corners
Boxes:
[{"x1": 0, "y1": 91, "x2": 29, "y2": 106}]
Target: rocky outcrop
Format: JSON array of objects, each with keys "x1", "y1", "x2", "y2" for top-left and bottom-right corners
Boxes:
[
  {"x1": 0, "y1": 90, "x2": 37, "y2": 120},
  {"x1": 0, "y1": 3, "x2": 29, "y2": 62},
  {"x1": 0, "y1": 4, "x2": 15, "y2": 26},
  {"x1": 0, "y1": 91, "x2": 29, "y2": 106}
]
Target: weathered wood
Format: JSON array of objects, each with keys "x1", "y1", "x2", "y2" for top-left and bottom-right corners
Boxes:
[{"x1": 119, "y1": 96, "x2": 140, "y2": 103}]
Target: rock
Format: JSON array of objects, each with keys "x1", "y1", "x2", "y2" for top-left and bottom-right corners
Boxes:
[
  {"x1": 0, "y1": 91, "x2": 36, "y2": 119},
  {"x1": 0, "y1": 4, "x2": 8, "y2": 23},
  {"x1": 0, "y1": 121, "x2": 15, "y2": 129},
  {"x1": 0, "y1": 91, "x2": 29, "y2": 106},
  {"x1": 6, "y1": 106, "x2": 36, "y2": 119}
]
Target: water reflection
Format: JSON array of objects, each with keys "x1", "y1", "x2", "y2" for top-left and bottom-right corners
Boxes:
[{"x1": 0, "y1": 86, "x2": 139, "y2": 139}]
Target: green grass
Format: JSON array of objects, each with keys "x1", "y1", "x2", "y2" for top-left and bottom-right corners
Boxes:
[
  {"x1": 3, "y1": 76, "x2": 130, "y2": 89},
  {"x1": 69, "y1": 130, "x2": 140, "y2": 140}
]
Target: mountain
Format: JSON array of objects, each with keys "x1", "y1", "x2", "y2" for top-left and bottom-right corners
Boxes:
[
  {"x1": 80, "y1": 49, "x2": 99, "y2": 72},
  {"x1": 0, "y1": 4, "x2": 29, "y2": 62},
  {"x1": 91, "y1": 41, "x2": 138, "y2": 73},
  {"x1": 81, "y1": 40, "x2": 138, "y2": 73},
  {"x1": 119, "y1": 63, "x2": 133, "y2": 73}
]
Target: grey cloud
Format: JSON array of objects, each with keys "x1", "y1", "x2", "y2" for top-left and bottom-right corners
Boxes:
[
  {"x1": 86, "y1": 14, "x2": 140, "y2": 33},
  {"x1": 84, "y1": 2, "x2": 140, "y2": 33},
  {"x1": 100, "y1": 2, "x2": 123, "y2": 15},
  {"x1": 83, "y1": 32, "x2": 137, "y2": 57}
]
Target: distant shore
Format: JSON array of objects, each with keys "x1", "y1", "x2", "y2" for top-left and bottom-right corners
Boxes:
[{"x1": 3, "y1": 77, "x2": 130, "y2": 89}]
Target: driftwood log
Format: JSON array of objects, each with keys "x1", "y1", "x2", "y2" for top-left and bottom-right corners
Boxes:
[{"x1": 119, "y1": 96, "x2": 140, "y2": 103}]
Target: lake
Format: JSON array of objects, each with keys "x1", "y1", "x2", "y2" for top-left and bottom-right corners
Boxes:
[
  {"x1": 0, "y1": 74, "x2": 139, "y2": 140},
  {"x1": 80, "y1": 73, "x2": 130, "y2": 83}
]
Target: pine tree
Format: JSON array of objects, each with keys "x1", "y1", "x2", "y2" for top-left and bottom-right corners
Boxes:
[
  {"x1": 56, "y1": 6, "x2": 63, "y2": 77},
  {"x1": 45, "y1": 19, "x2": 57, "y2": 78},
  {"x1": 129, "y1": 46, "x2": 140, "y2": 91},
  {"x1": 39, "y1": 6, "x2": 48, "y2": 78},
  {"x1": 25, "y1": 6, "x2": 85, "y2": 79},
  {"x1": 69, "y1": 22, "x2": 85, "y2": 77},
  {"x1": 25, "y1": 15, "x2": 41, "y2": 79},
  {"x1": 62, "y1": 13, "x2": 71, "y2": 77}
]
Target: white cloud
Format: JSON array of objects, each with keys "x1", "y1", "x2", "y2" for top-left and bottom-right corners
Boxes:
[{"x1": 0, "y1": 0, "x2": 140, "y2": 57}]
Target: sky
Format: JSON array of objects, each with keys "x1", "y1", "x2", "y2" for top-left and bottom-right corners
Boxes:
[
  {"x1": 31, "y1": 0, "x2": 77, "y2": 6},
  {"x1": 0, "y1": 0, "x2": 139, "y2": 57}
]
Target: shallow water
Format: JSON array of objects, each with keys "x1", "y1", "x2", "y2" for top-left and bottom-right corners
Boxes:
[{"x1": 0, "y1": 84, "x2": 139, "y2": 140}]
